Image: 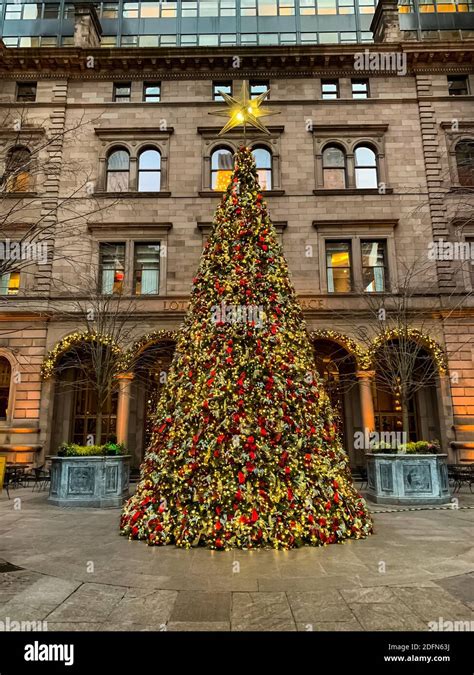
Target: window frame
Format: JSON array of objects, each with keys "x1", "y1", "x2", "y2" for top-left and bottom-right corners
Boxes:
[
  {"x1": 360, "y1": 239, "x2": 389, "y2": 293},
  {"x1": 137, "y1": 146, "x2": 162, "y2": 193},
  {"x1": 321, "y1": 79, "x2": 339, "y2": 100},
  {"x1": 143, "y1": 81, "x2": 161, "y2": 103},
  {"x1": 322, "y1": 143, "x2": 347, "y2": 189},
  {"x1": 351, "y1": 78, "x2": 370, "y2": 99},
  {"x1": 213, "y1": 80, "x2": 233, "y2": 101},
  {"x1": 16, "y1": 82, "x2": 37, "y2": 103},
  {"x1": 325, "y1": 240, "x2": 353, "y2": 294},
  {"x1": 447, "y1": 74, "x2": 470, "y2": 96},
  {"x1": 106, "y1": 147, "x2": 131, "y2": 193},
  {"x1": 133, "y1": 241, "x2": 162, "y2": 295},
  {"x1": 354, "y1": 144, "x2": 379, "y2": 189},
  {"x1": 113, "y1": 82, "x2": 132, "y2": 103}
]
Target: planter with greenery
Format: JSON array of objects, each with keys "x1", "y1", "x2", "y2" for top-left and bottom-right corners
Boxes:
[
  {"x1": 49, "y1": 442, "x2": 131, "y2": 508},
  {"x1": 366, "y1": 439, "x2": 450, "y2": 505}
]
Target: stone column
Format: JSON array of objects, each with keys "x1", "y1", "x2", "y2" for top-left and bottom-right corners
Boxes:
[
  {"x1": 370, "y1": 0, "x2": 402, "y2": 44},
  {"x1": 73, "y1": 2, "x2": 103, "y2": 49},
  {"x1": 356, "y1": 370, "x2": 376, "y2": 434},
  {"x1": 116, "y1": 373, "x2": 134, "y2": 447}
]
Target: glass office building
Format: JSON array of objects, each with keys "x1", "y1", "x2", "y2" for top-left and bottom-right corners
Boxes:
[{"x1": 0, "y1": 0, "x2": 473, "y2": 47}]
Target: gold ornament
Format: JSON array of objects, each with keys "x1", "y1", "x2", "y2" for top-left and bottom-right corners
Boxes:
[{"x1": 209, "y1": 80, "x2": 279, "y2": 137}]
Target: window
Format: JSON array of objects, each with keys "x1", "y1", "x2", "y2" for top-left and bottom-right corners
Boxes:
[
  {"x1": 121, "y1": 36, "x2": 138, "y2": 46},
  {"x1": 318, "y1": 0, "x2": 337, "y2": 13},
  {"x1": 258, "y1": 0, "x2": 277, "y2": 14},
  {"x1": 200, "y1": 0, "x2": 219, "y2": 15},
  {"x1": 358, "y1": 0, "x2": 375, "y2": 12},
  {"x1": 199, "y1": 34, "x2": 219, "y2": 46},
  {"x1": 0, "y1": 272, "x2": 20, "y2": 296},
  {"x1": 123, "y1": 2, "x2": 138, "y2": 16},
  {"x1": 160, "y1": 0, "x2": 177, "y2": 16},
  {"x1": 182, "y1": 0, "x2": 198, "y2": 16},
  {"x1": 352, "y1": 79, "x2": 369, "y2": 99},
  {"x1": 300, "y1": 0, "x2": 316, "y2": 14},
  {"x1": 241, "y1": 0, "x2": 257, "y2": 14},
  {"x1": 250, "y1": 80, "x2": 269, "y2": 99},
  {"x1": 140, "y1": 1, "x2": 160, "y2": 16},
  {"x1": 279, "y1": 0, "x2": 295, "y2": 14},
  {"x1": 138, "y1": 148, "x2": 161, "y2": 192},
  {"x1": 0, "y1": 357, "x2": 11, "y2": 420},
  {"x1": 326, "y1": 241, "x2": 352, "y2": 293},
  {"x1": 448, "y1": 75, "x2": 470, "y2": 96},
  {"x1": 134, "y1": 243, "x2": 160, "y2": 295},
  {"x1": 221, "y1": 0, "x2": 236, "y2": 16},
  {"x1": 143, "y1": 82, "x2": 161, "y2": 102},
  {"x1": 455, "y1": 140, "x2": 474, "y2": 186},
  {"x1": 101, "y1": 36, "x2": 118, "y2": 47},
  {"x1": 252, "y1": 146, "x2": 272, "y2": 190},
  {"x1": 24, "y1": 3, "x2": 41, "y2": 18},
  {"x1": 361, "y1": 240, "x2": 388, "y2": 292},
  {"x1": 5, "y1": 3, "x2": 22, "y2": 19},
  {"x1": 106, "y1": 148, "x2": 130, "y2": 192},
  {"x1": 139, "y1": 35, "x2": 159, "y2": 46},
  {"x1": 322, "y1": 145, "x2": 346, "y2": 189},
  {"x1": 72, "y1": 383, "x2": 117, "y2": 445},
  {"x1": 16, "y1": 82, "x2": 37, "y2": 102},
  {"x1": 43, "y1": 3, "x2": 60, "y2": 18},
  {"x1": 101, "y1": 2, "x2": 119, "y2": 18},
  {"x1": 321, "y1": 80, "x2": 339, "y2": 100},
  {"x1": 113, "y1": 83, "x2": 131, "y2": 102},
  {"x1": 5, "y1": 147, "x2": 32, "y2": 192},
  {"x1": 355, "y1": 145, "x2": 378, "y2": 188},
  {"x1": 213, "y1": 81, "x2": 232, "y2": 101},
  {"x1": 99, "y1": 243, "x2": 125, "y2": 294},
  {"x1": 211, "y1": 146, "x2": 234, "y2": 190},
  {"x1": 338, "y1": 0, "x2": 355, "y2": 14}
]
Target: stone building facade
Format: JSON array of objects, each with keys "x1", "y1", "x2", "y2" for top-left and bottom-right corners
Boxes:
[{"x1": 0, "y1": 1, "x2": 473, "y2": 469}]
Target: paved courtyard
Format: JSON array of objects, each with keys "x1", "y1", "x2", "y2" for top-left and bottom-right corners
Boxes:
[{"x1": 0, "y1": 488, "x2": 473, "y2": 632}]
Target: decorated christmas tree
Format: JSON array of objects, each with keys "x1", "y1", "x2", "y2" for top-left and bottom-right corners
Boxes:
[{"x1": 120, "y1": 144, "x2": 373, "y2": 550}]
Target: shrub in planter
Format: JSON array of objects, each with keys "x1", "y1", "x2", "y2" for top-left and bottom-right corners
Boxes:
[
  {"x1": 399, "y1": 440, "x2": 440, "y2": 455},
  {"x1": 58, "y1": 442, "x2": 127, "y2": 457}
]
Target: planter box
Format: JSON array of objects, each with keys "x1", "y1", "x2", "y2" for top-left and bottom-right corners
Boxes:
[
  {"x1": 366, "y1": 453, "x2": 450, "y2": 505},
  {"x1": 48, "y1": 455, "x2": 131, "y2": 508}
]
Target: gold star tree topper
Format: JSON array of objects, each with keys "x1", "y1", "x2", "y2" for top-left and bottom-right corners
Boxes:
[{"x1": 210, "y1": 80, "x2": 279, "y2": 137}]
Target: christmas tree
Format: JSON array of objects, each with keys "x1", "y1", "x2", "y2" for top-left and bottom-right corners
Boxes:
[{"x1": 120, "y1": 146, "x2": 373, "y2": 550}]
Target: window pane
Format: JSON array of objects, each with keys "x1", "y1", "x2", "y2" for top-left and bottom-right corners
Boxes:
[
  {"x1": 135, "y1": 243, "x2": 160, "y2": 295},
  {"x1": 108, "y1": 150, "x2": 129, "y2": 171},
  {"x1": 123, "y1": 2, "x2": 139, "y2": 16},
  {"x1": 43, "y1": 3, "x2": 60, "y2": 18},
  {"x1": 24, "y1": 4, "x2": 41, "y2": 18},
  {"x1": 100, "y1": 243, "x2": 125, "y2": 294},
  {"x1": 143, "y1": 82, "x2": 160, "y2": 100},
  {"x1": 456, "y1": 140, "x2": 474, "y2": 186},
  {"x1": 213, "y1": 81, "x2": 232, "y2": 101},
  {"x1": 140, "y1": 1, "x2": 160, "y2": 16},
  {"x1": 362, "y1": 241, "x2": 387, "y2": 292},
  {"x1": 355, "y1": 168, "x2": 377, "y2": 189},
  {"x1": 212, "y1": 148, "x2": 234, "y2": 190},
  {"x1": 326, "y1": 242, "x2": 352, "y2": 293},
  {"x1": 322, "y1": 80, "x2": 338, "y2": 98},
  {"x1": 355, "y1": 146, "x2": 376, "y2": 166}
]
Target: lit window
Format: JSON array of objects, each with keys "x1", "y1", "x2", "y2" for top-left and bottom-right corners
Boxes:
[
  {"x1": 322, "y1": 145, "x2": 346, "y2": 189},
  {"x1": 326, "y1": 242, "x2": 352, "y2": 293},
  {"x1": 362, "y1": 241, "x2": 388, "y2": 292},
  {"x1": 5, "y1": 147, "x2": 32, "y2": 192},
  {"x1": 200, "y1": 0, "x2": 219, "y2": 16},
  {"x1": 0, "y1": 357, "x2": 11, "y2": 420},
  {"x1": 140, "y1": 1, "x2": 160, "y2": 16},
  {"x1": 138, "y1": 148, "x2": 161, "y2": 192},
  {"x1": 213, "y1": 81, "x2": 232, "y2": 101},
  {"x1": 318, "y1": 0, "x2": 337, "y2": 14},
  {"x1": 300, "y1": 0, "x2": 316, "y2": 14},
  {"x1": 99, "y1": 243, "x2": 126, "y2": 295},
  {"x1": 182, "y1": 1, "x2": 198, "y2": 16},
  {"x1": 221, "y1": 0, "x2": 236, "y2": 16},
  {"x1": 455, "y1": 140, "x2": 474, "y2": 186},
  {"x1": 355, "y1": 145, "x2": 378, "y2": 189},
  {"x1": 279, "y1": 0, "x2": 295, "y2": 14},
  {"x1": 352, "y1": 78, "x2": 369, "y2": 99},
  {"x1": 338, "y1": 0, "x2": 354, "y2": 13},
  {"x1": 161, "y1": 0, "x2": 177, "y2": 17},
  {"x1": 199, "y1": 34, "x2": 219, "y2": 46},
  {"x1": 102, "y1": 2, "x2": 119, "y2": 18},
  {"x1": 139, "y1": 35, "x2": 159, "y2": 46},
  {"x1": 241, "y1": 0, "x2": 257, "y2": 15},
  {"x1": 16, "y1": 82, "x2": 37, "y2": 102},
  {"x1": 321, "y1": 79, "x2": 338, "y2": 99},
  {"x1": 250, "y1": 80, "x2": 269, "y2": 99},
  {"x1": 448, "y1": 75, "x2": 469, "y2": 96},
  {"x1": 211, "y1": 147, "x2": 234, "y2": 191},
  {"x1": 258, "y1": 0, "x2": 277, "y2": 15},
  {"x1": 23, "y1": 3, "x2": 41, "y2": 18},
  {"x1": 113, "y1": 82, "x2": 131, "y2": 102},
  {"x1": 2, "y1": 38, "x2": 19, "y2": 47},
  {"x1": 5, "y1": 4, "x2": 22, "y2": 19},
  {"x1": 359, "y1": 0, "x2": 375, "y2": 12},
  {"x1": 101, "y1": 35, "x2": 118, "y2": 46},
  {"x1": 143, "y1": 82, "x2": 161, "y2": 102},
  {"x1": 19, "y1": 37, "x2": 40, "y2": 47},
  {"x1": 0, "y1": 272, "x2": 20, "y2": 296},
  {"x1": 252, "y1": 146, "x2": 272, "y2": 190},
  {"x1": 123, "y1": 2, "x2": 138, "y2": 17},
  {"x1": 134, "y1": 243, "x2": 160, "y2": 295},
  {"x1": 106, "y1": 148, "x2": 130, "y2": 192}
]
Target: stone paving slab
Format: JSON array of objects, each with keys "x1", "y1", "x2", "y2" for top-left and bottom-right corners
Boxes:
[{"x1": 0, "y1": 488, "x2": 472, "y2": 631}]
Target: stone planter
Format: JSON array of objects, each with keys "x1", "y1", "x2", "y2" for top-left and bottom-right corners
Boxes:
[
  {"x1": 48, "y1": 455, "x2": 131, "y2": 507},
  {"x1": 366, "y1": 453, "x2": 450, "y2": 505}
]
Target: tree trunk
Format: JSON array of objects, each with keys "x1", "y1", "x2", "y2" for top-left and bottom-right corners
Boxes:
[
  {"x1": 95, "y1": 411, "x2": 103, "y2": 446},
  {"x1": 401, "y1": 397, "x2": 410, "y2": 439}
]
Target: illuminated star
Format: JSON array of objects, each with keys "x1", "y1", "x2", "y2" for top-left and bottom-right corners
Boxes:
[{"x1": 209, "y1": 80, "x2": 279, "y2": 136}]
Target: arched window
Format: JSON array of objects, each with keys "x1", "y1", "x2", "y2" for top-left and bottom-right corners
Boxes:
[
  {"x1": 0, "y1": 356, "x2": 11, "y2": 420},
  {"x1": 252, "y1": 146, "x2": 272, "y2": 190},
  {"x1": 5, "y1": 146, "x2": 31, "y2": 192},
  {"x1": 322, "y1": 145, "x2": 346, "y2": 189},
  {"x1": 138, "y1": 148, "x2": 161, "y2": 192},
  {"x1": 455, "y1": 140, "x2": 474, "y2": 186},
  {"x1": 355, "y1": 145, "x2": 378, "y2": 189},
  {"x1": 211, "y1": 146, "x2": 234, "y2": 191},
  {"x1": 106, "y1": 148, "x2": 130, "y2": 192}
]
